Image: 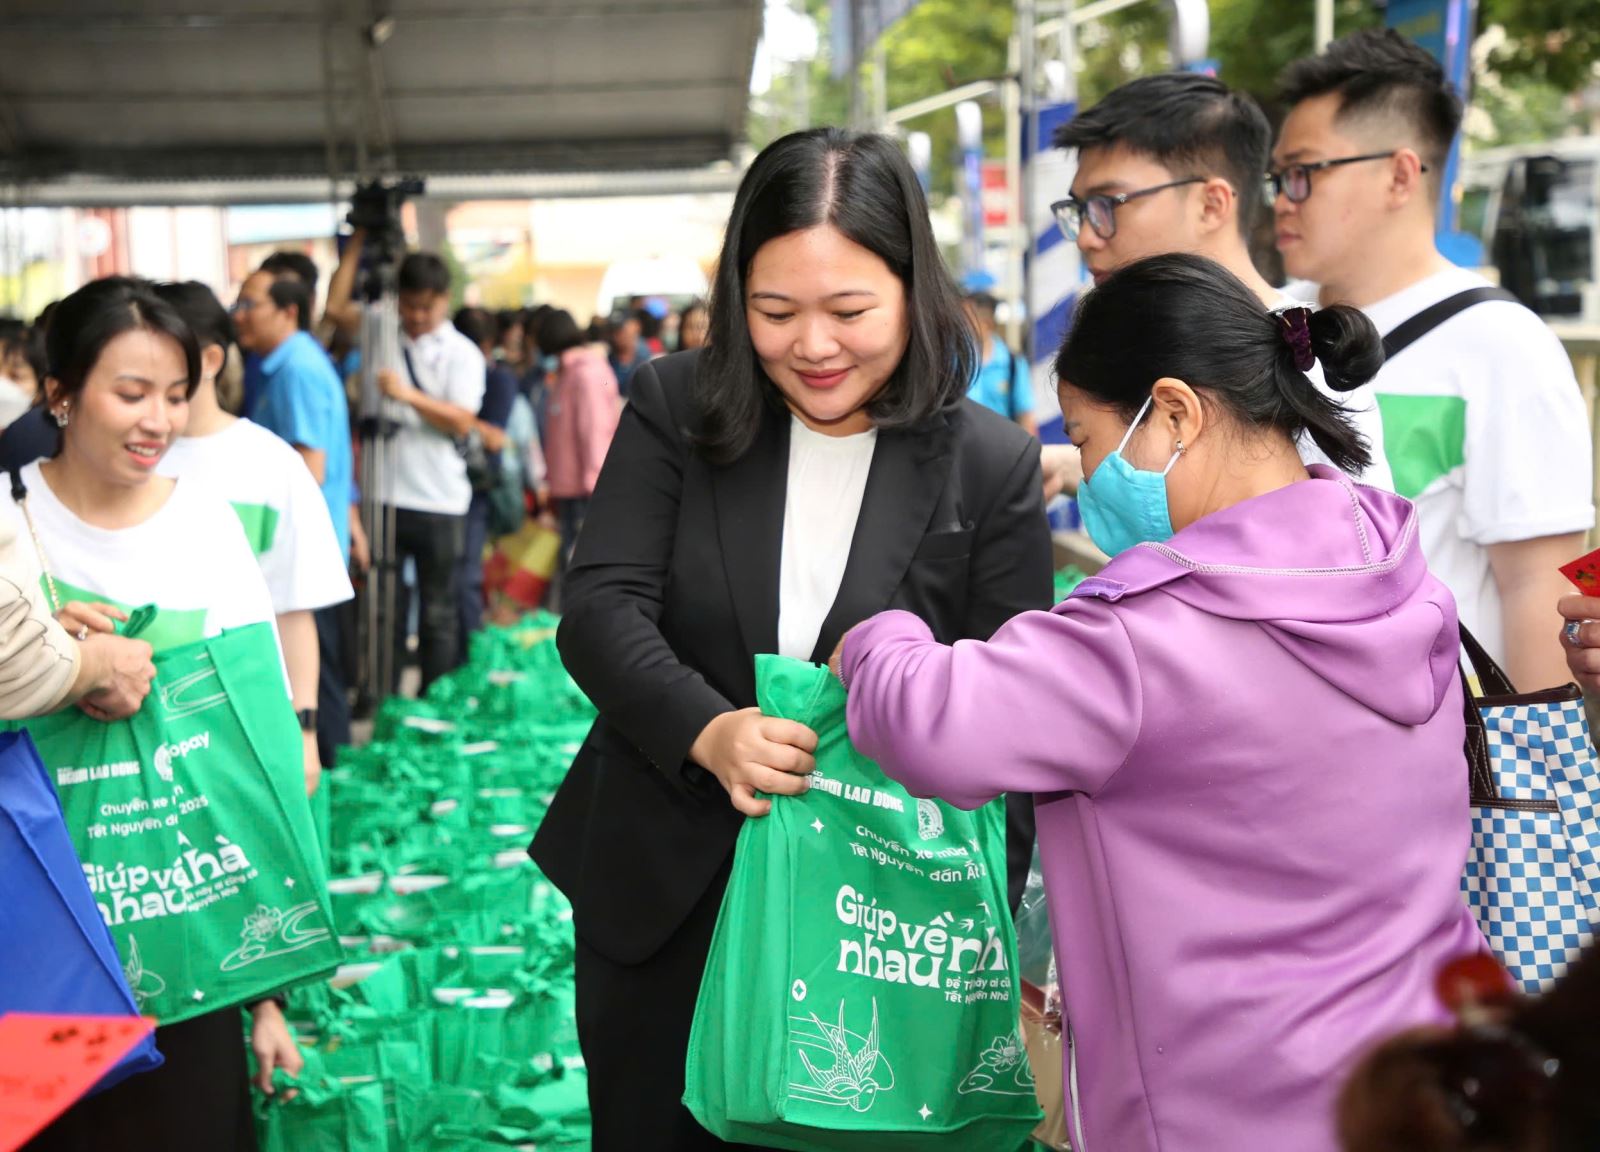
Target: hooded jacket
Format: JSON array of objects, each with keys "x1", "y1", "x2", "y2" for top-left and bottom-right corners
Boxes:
[{"x1": 841, "y1": 466, "x2": 1486, "y2": 1152}]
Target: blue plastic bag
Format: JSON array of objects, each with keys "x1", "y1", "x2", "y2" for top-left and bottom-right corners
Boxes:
[{"x1": 0, "y1": 730, "x2": 162, "y2": 1092}]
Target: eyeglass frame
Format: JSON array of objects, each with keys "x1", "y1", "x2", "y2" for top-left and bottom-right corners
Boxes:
[
  {"x1": 1266, "y1": 150, "x2": 1429, "y2": 205},
  {"x1": 1050, "y1": 177, "x2": 1206, "y2": 242}
]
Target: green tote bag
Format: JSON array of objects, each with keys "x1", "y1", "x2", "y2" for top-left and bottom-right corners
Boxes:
[
  {"x1": 683, "y1": 655, "x2": 1041, "y2": 1151},
  {"x1": 11, "y1": 621, "x2": 341, "y2": 1024}
]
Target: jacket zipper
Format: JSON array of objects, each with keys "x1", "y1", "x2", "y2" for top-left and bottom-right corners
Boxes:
[{"x1": 1068, "y1": 1022, "x2": 1087, "y2": 1151}]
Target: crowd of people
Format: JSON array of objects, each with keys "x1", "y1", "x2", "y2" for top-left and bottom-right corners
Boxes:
[{"x1": 2, "y1": 22, "x2": 1598, "y2": 1152}]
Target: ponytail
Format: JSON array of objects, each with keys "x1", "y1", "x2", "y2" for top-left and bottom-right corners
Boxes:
[
  {"x1": 1267, "y1": 304, "x2": 1378, "y2": 476},
  {"x1": 1309, "y1": 304, "x2": 1384, "y2": 394},
  {"x1": 1058, "y1": 255, "x2": 1380, "y2": 479}
]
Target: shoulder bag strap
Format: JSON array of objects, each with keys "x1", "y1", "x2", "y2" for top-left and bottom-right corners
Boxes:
[
  {"x1": 8, "y1": 466, "x2": 61, "y2": 615},
  {"x1": 401, "y1": 346, "x2": 428, "y2": 397},
  {"x1": 1382, "y1": 286, "x2": 1520, "y2": 362},
  {"x1": 992, "y1": 336, "x2": 1018, "y2": 421},
  {"x1": 1458, "y1": 623, "x2": 1517, "y2": 805}
]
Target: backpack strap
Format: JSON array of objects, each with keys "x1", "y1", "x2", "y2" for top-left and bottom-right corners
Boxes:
[
  {"x1": 988, "y1": 335, "x2": 1018, "y2": 421},
  {"x1": 1381, "y1": 286, "x2": 1520, "y2": 362}
]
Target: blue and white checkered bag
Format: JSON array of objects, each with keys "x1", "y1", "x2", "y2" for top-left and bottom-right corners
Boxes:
[{"x1": 1459, "y1": 628, "x2": 1600, "y2": 993}]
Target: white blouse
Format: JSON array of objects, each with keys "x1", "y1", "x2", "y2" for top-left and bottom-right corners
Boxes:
[{"x1": 777, "y1": 417, "x2": 878, "y2": 662}]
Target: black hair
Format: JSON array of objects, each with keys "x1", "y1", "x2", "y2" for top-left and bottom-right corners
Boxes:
[
  {"x1": 398, "y1": 252, "x2": 451, "y2": 297},
  {"x1": 259, "y1": 250, "x2": 320, "y2": 298},
  {"x1": 0, "y1": 324, "x2": 46, "y2": 384},
  {"x1": 523, "y1": 304, "x2": 553, "y2": 342},
  {"x1": 1278, "y1": 29, "x2": 1464, "y2": 178},
  {"x1": 44, "y1": 276, "x2": 201, "y2": 405},
  {"x1": 453, "y1": 305, "x2": 496, "y2": 350},
  {"x1": 1338, "y1": 944, "x2": 1600, "y2": 1152},
  {"x1": 697, "y1": 126, "x2": 973, "y2": 465},
  {"x1": 154, "y1": 280, "x2": 236, "y2": 352},
  {"x1": 635, "y1": 308, "x2": 663, "y2": 342},
  {"x1": 1055, "y1": 254, "x2": 1377, "y2": 474},
  {"x1": 1054, "y1": 73, "x2": 1273, "y2": 235},
  {"x1": 965, "y1": 291, "x2": 1000, "y2": 319},
  {"x1": 496, "y1": 309, "x2": 524, "y2": 342},
  {"x1": 261, "y1": 271, "x2": 314, "y2": 332},
  {"x1": 537, "y1": 310, "x2": 585, "y2": 357}
]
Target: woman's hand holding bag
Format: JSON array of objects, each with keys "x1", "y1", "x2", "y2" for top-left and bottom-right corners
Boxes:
[{"x1": 689, "y1": 708, "x2": 817, "y2": 817}]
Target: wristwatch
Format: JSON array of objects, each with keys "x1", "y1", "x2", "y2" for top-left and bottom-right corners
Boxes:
[{"x1": 297, "y1": 708, "x2": 318, "y2": 733}]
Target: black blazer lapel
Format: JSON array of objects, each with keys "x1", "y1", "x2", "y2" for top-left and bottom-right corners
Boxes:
[
  {"x1": 713, "y1": 408, "x2": 789, "y2": 660},
  {"x1": 810, "y1": 411, "x2": 955, "y2": 663}
]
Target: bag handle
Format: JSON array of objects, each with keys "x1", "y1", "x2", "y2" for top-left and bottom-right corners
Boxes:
[
  {"x1": 10, "y1": 466, "x2": 62, "y2": 615},
  {"x1": 1460, "y1": 624, "x2": 1517, "y2": 697},
  {"x1": 1458, "y1": 625, "x2": 1585, "y2": 807},
  {"x1": 1459, "y1": 624, "x2": 1516, "y2": 805}
]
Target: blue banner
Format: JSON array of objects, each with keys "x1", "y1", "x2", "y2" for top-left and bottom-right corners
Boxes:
[
  {"x1": 1024, "y1": 101, "x2": 1082, "y2": 442},
  {"x1": 830, "y1": 0, "x2": 925, "y2": 79},
  {"x1": 1386, "y1": 0, "x2": 1476, "y2": 240}
]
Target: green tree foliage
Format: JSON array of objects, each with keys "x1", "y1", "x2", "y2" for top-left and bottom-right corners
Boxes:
[
  {"x1": 1479, "y1": 0, "x2": 1600, "y2": 91},
  {"x1": 747, "y1": 1, "x2": 1596, "y2": 179}
]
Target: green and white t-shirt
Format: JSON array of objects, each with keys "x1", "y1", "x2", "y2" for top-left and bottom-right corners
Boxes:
[
  {"x1": 159, "y1": 419, "x2": 353, "y2": 616},
  {"x1": 1364, "y1": 265, "x2": 1595, "y2": 662},
  {"x1": 0, "y1": 461, "x2": 279, "y2": 656}
]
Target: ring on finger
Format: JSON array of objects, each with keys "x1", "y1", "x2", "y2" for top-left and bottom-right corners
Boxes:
[
  {"x1": 1566, "y1": 619, "x2": 1593, "y2": 648},
  {"x1": 76, "y1": 626, "x2": 89, "y2": 642}
]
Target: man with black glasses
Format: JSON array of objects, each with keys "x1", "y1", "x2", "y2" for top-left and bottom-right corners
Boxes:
[
  {"x1": 1275, "y1": 30, "x2": 1592, "y2": 691},
  {"x1": 1049, "y1": 71, "x2": 1392, "y2": 490}
]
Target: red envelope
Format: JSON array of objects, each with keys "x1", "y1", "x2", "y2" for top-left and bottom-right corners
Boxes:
[
  {"x1": 1559, "y1": 546, "x2": 1600, "y2": 596},
  {"x1": 0, "y1": 1013, "x2": 156, "y2": 1151}
]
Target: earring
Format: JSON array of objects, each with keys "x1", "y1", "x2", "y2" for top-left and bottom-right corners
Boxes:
[
  {"x1": 1174, "y1": 439, "x2": 1184, "y2": 453},
  {"x1": 53, "y1": 407, "x2": 68, "y2": 428}
]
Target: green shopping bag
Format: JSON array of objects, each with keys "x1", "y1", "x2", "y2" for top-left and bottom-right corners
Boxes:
[
  {"x1": 10, "y1": 622, "x2": 342, "y2": 1024},
  {"x1": 257, "y1": 1075, "x2": 390, "y2": 1152},
  {"x1": 684, "y1": 655, "x2": 1041, "y2": 1151}
]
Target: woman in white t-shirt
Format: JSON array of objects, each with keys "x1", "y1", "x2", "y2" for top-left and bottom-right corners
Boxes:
[
  {"x1": 12, "y1": 277, "x2": 300, "y2": 1152},
  {"x1": 154, "y1": 280, "x2": 353, "y2": 799}
]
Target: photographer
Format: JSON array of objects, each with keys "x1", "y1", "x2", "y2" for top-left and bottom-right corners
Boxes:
[{"x1": 374, "y1": 253, "x2": 485, "y2": 692}]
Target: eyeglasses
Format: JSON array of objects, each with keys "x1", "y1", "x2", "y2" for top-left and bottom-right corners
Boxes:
[
  {"x1": 230, "y1": 298, "x2": 259, "y2": 314},
  {"x1": 1266, "y1": 151, "x2": 1429, "y2": 204},
  {"x1": 1051, "y1": 177, "x2": 1205, "y2": 242}
]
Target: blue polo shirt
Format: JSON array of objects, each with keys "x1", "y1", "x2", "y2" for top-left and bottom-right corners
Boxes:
[
  {"x1": 967, "y1": 336, "x2": 1034, "y2": 422},
  {"x1": 250, "y1": 331, "x2": 353, "y2": 561}
]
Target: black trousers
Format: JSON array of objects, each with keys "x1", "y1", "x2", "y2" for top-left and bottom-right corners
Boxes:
[
  {"x1": 574, "y1": 858, "x2": 763, "y2": 1152},
  {"x1": 456, "y1": 494, "x2": 491, "y2": 652},
  {"x1": 26, "y1": 1008, "x2": 257, "y2": 1152},
  {"x1": 313, "y1": 603, "x2": 351, "y2": 769},
  {"x1": 389, "y1": 506, "x2": 465, "y2": 694}
]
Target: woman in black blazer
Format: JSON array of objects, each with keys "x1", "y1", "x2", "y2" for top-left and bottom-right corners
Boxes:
[{"x1": 530, "y1": 127, "x2": 1052, "y2": 1150}]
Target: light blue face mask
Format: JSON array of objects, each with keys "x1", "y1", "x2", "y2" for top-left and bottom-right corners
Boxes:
[
  {"x1": 542, "y1": 354, "x2": 560, "y2": 375},
  {"x1": 1076, "y1": 395, "x2": 1184, "y2": 557}
]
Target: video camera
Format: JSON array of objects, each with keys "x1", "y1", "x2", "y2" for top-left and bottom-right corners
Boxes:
[{"x1": 347, "y1": 176, "x2": 425, "y2": 272}]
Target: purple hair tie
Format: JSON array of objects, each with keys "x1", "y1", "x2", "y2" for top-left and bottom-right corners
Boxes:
[{"x1": 1277, "y1": 306, "x2": 1315, "y2": 373}]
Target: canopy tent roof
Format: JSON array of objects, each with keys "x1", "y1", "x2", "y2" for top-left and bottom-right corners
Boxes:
[{"x1": 0, "y1": 1, "x2": 763, "y2": 203}]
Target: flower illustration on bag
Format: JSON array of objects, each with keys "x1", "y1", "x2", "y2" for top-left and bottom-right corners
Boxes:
[
  {"x1": 957, "y1": 1028, "x2": 1037, "y2": 1096},
  {"x1": 121, "y1": 935, "x2": 167, "y2": 1010},
  {"x1": 242, "y1": 905, "x2": 283, "y2": 943},
  {"x1": 790, "y1": 998, "x2": 892, "y2": 1112},
  {"x1": 219, "y1": 900, "x2": 332, "y2": 972}
]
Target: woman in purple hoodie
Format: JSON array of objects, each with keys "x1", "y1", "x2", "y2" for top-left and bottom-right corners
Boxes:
[{"x1": 835, "y1": 254, "x2": 1486, "y2": 1152}]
